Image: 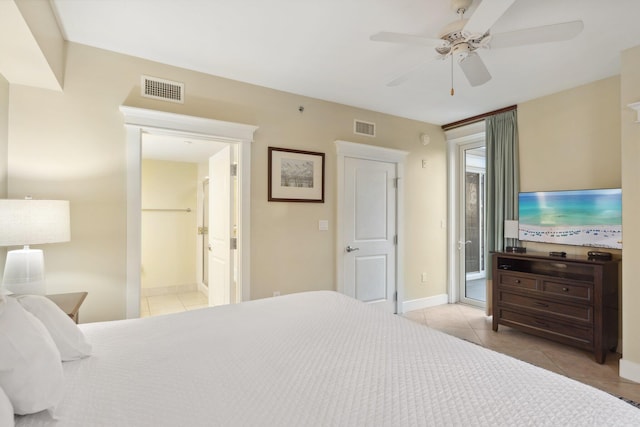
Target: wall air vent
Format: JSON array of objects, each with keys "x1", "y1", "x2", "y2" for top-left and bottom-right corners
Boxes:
[
  {"x1": 354, "y1": 119, "x2": 376, "y2": 137},
  {"x1": 141, "y1": 75, "x2": 184, "y2": 103}
]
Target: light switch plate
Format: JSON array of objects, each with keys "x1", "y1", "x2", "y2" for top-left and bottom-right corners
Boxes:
[{"x1": 319, "y1": 220, "x2": 329, "y2": 231}]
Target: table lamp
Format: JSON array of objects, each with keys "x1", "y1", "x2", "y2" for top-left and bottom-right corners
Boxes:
[
  {"x1": 0, "y1": 198, "x2": 70, "y2": 295},
  {"x1": 504, "y1": 219, "x2": 524, "y2": 253}
]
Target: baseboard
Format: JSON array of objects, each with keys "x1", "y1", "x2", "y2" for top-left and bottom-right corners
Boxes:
[
  {"x1": 402, "y1": 293, "x2": 448, "y2": 313},
  {"x1": 620, "y1": 358, "x2": 640, "y2": 383}
]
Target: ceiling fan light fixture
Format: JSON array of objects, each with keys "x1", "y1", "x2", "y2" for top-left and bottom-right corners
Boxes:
[
  {"x1": 452, "y1": 42, "x2": 471, "y2": 61},
  {"x1": 436, "y1": 45, "x2": 451, "y2": 55}
]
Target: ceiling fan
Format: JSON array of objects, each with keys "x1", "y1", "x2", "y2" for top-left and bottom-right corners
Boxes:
[{"x1": 370, "y1": 0, "x2": 583, "y2": 93}]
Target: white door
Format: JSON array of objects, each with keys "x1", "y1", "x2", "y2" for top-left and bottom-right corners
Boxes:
[
  {"x1": 208, "y1": 145, "x2": 233, "y2": 306},
  {"x1": 342, "y1": 157, "x2": 397, "y2": 313},
  {"x1": 458, "y1": 141, "x2": 487, "y2": 308}
]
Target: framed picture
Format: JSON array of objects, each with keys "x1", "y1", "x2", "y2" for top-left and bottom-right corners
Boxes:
[{"x1": 268, "y1": 147, "x2": 325, "y2": 203}]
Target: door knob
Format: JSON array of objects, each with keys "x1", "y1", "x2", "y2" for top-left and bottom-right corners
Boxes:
[
  {"x1": 208, "y1": 243, "x2": 212, "y2": 252},
  {"x1": 346, "y1": 245, "x2": 360, "y2": 253},
  {"x1": 457, "y1": 240, "x2": 472, "y2": 250}
]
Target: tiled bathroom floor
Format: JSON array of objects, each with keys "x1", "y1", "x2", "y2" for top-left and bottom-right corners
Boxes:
[
  {"x1": 140, "y1": 290, "x2": 208, "y2": 317},
  {"x1": 403, "y1": 303, "x2": 640, "y2": 403}
]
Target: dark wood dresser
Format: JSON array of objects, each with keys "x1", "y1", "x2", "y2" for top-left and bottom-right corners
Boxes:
[{"x1": 492, "y1": 252, "x2": 619, "y2": 363}]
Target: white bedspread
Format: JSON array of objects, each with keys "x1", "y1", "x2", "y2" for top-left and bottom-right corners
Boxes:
[{"x1": 15, "y1": 291, "x2": 640, "y2": 426}]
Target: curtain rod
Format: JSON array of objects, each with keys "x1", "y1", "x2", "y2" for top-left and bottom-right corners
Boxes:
[{"x1": 441, "y1": 105, "x2": 517, "y2": 131}]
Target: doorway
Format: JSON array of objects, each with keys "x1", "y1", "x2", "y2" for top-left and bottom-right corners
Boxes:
[
  {"x1": 139, "y1": 132, "x2": 232, "y2": 317},
  {"x1": 446, "y1": 121, "x2": 486, "y2": 309},
  {"x1": 121, "y1": 106, "x2": 257, "y2": 319},
  {"x1": 335, "y1": 140, "x2": 408, "y2": 314},
  {"x1": 459, "y1": 143, "x2": 486, "y2": 306}
]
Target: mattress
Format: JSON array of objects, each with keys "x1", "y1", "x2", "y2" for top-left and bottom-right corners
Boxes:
[{"x1": 16, "y1": 291, "x2": 640, "y2": 426}]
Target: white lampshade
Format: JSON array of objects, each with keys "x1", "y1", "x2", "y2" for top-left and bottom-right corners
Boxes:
[
  {"x1": 0, "y1": 199, "x2": 70, "y2": 246},
  {"x1": 504, "y1": 220, "x2": 519, "y2": 239},
  {"x1": 0, "y1": 199, "x2": 70, "y2": 295}
]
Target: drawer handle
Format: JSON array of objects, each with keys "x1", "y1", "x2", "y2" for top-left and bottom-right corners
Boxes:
[
  {"x1": 534, "y1": 320, "x2": 549, "y2": 327},
  {"x1": 534, "y1": 302, "x2": 549, "y2": 308},
  {"x1": 562, "y1": 287, "x2": 569, "y2": 292},
  {"x1": 515, "y1": 279, "x2": 521, "y2": 284}
]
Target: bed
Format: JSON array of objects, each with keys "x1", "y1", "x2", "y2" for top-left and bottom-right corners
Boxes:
[{"x1": 6, "y1": 291, "x2": 640, "y2": 426}]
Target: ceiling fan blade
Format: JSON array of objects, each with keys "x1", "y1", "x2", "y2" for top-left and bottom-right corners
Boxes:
[
  {"x1": 458, "y1": 52, "x2": 492, "y2": 87},
  {"x1": 464, "y1": 0, "x2": 516, "y2": 37},
  {"x1": 370, "y1": 31, "x2": 444, "y2": 47},
  {"x1": 386, "y1": 60, "x2": 431, "y2": 87},
  {"x1": 490, "y1": 20, "x2": 584, "y2": 49}
]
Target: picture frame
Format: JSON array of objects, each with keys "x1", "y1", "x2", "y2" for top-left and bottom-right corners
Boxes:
[{"x1": 268, "y1": 147, "x2": 325, "y2": 203}]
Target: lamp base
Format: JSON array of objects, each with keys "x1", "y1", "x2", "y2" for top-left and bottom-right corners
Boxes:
[
  {"x1": 505, "y1": 246, "x2": 526, "y2": 254},
  {"x1": 2, "y1": 248, "x2": 46, "y2": 295}
]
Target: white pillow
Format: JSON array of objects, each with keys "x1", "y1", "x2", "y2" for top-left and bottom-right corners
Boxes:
[
  {"x1": 0, "y1": 386, "x2": 14, "y2": 427},
  {"x1": 0, "y1": 297, "x2": 64, "y2": 415},
  {"x1": 15, "y1": 295, "x2": 92, "y2": 361}
]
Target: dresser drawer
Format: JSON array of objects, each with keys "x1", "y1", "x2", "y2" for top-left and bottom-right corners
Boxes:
[
  {"x1": 498, "y1": 273, "x2": 537, "y2": 291},
  {"x1": 542, "y1": 280, "x2": 592, "y2": 303},
  {"x1": 500, "y1": 309, "x2": 592, "y2": 344},
  {"x1": 499, "y1": 292, "x2": 592, "y2": 323}
]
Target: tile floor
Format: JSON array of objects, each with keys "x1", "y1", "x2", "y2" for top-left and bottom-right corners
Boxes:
[
  {"x1": 140, "y1": 290, "x2": 208, "y2": 317},
  {"x1": 403, "y1": 303, "x2": 640, "y2": 403}
]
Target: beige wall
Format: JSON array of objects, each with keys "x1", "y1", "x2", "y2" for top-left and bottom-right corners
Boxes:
[
  {"x1": 621, "y1": 45, "x2": 640, "y2": 379},
  {"x1": 0, "y1": 74, "x2": 8, "y2": 268},
  {"x1": 14, "y1": 0, "x2": 65, "y2": 89},
  {"x1": 0, "y1": 75, "x2": 8, "y2": 196},
  {"x1": 6, "y1": 42, "x2": 447, "y2": 321},
  {"x1": 518, "y1": 73, "x2": 640, "y2": 378},
  {"x1": 141, "y1": 159, "x2": 197, "y2": 292},
  {"x1": 518, "y1": 76, "x2": 621, "y2": 257}
]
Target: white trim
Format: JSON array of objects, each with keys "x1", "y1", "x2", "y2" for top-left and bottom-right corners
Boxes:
[
  {"x1": 402, "y1": 294, "x2": 449, "y2": 313},
  {"x1": 119, "y1": 106, "x2": 257, "y2": 141},
  {"x1": 124, "y1": 124, "x2": 142, "y2": 318},
  {"x1": 444, "y1": 121, "x2": 485, "y2": 141},
  {"x1": 335, "y1": 140, "x2": 408, "y2": 163},
  {"x1": 335, "y1": 140, "x2": 409, "y2": 314},
  {"x1": 628, "y1": 101, "x2": 640, "y2": 123},
  {"x1": 120, "y1": 106, "x2": 257, "y2": 319},
  {"x1": 620, "y1": 358, "x2": 640, "y2": 383}
]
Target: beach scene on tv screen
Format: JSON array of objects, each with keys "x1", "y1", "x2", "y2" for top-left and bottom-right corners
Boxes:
[{"x1": 518, "y1": 189, "x2": 622, "y2": 250}]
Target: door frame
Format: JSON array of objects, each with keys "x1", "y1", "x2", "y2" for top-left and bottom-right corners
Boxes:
[
  {"x1": 445, "y1": 121, "x2": 485, "y2": 304},
  {"x1": 121, "y1": 106, "x2": 257, "y2": 318},
  {"x1": 335, "y1": 140, "x2": 408, "y2": 314}
]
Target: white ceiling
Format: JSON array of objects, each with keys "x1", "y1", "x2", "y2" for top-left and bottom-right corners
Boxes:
[{"x1": 51, "y1": 0, "x2": 640, "y2": 125}]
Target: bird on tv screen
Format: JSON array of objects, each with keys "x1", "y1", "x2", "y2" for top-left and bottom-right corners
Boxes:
[{"x1": 518, "y1": 188, "x2": 622, "y2": 249}]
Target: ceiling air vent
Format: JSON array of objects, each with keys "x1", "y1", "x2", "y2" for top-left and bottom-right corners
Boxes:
[
  {"x1": 141, "y1": 75, "x2": 184, "y2": 103},
  {"x1": 354, "y1": 119, "x2": 376, "y2": 137}
]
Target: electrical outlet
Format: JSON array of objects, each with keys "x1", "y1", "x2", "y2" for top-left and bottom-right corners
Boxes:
[{"x1": 421, "y1": 272, "x2": 427, "y2": 283}]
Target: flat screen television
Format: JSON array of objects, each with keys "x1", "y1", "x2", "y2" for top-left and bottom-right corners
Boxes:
[{"x1": 518, "y1": 188, "x2": 622, "y2": 250}]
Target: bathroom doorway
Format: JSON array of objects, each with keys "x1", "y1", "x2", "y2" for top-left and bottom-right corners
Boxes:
[
  {"x1": 139, "y1": 133, "x2": 236, "y2": 317},
  {"x1": 121, "y1": 106, "x2": 257, "y2": 319}
]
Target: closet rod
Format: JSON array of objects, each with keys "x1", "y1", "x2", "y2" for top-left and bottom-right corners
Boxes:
[{"x1": 142, "y1": 208, "x2": 192, "y2": 213}]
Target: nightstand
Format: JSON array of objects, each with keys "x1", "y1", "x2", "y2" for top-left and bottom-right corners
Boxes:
[{"x1": 46, "y1": 292, "x2": 88, "y2": 324}]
